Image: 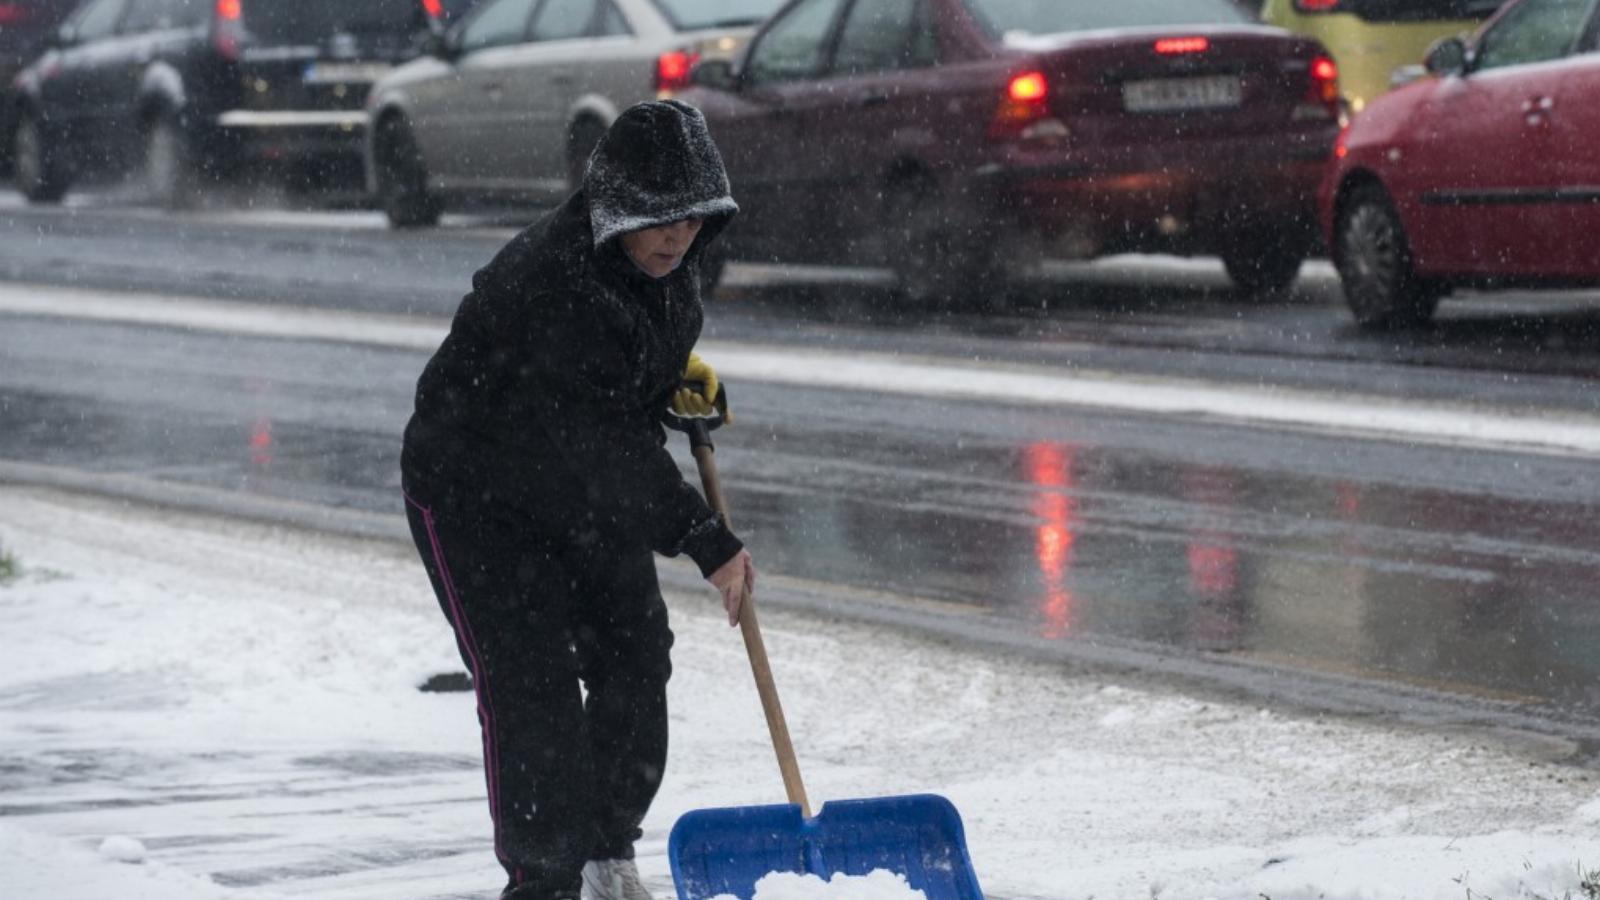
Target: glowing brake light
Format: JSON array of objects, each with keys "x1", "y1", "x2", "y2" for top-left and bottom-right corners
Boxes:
[
  {"x1": 213, "y1": 0, "x2": 244, "y2": 60},
  {"x1": 1293, "y1": 0, "x2": 1342, "y2": 10},
  {"x1": 1311, "y1": 54, "x2": 1339, "y2": 103},
  {"x1": 1155, "y1": 37, "x2": 1209, "y2": 55},
  {"x1": 421, "y1": 0, "x2": 443, "y2": 17},
  {"x1": 1293, "y1": 53, "x2": 1341, "y2": 121},
  {"x1": 992, "y1": 71, "x2": 1061, "y2": 141},
  {"x1": 656, "y1": 50, "x2": 698, "y2": 93},
  {"x1": 1008, "y1": 71, "x2": 1047, "y2": 103}
]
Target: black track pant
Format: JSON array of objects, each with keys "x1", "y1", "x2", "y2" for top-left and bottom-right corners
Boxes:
[{"x1": 404, "y1": 486, "x2": 674, "y2": 900}]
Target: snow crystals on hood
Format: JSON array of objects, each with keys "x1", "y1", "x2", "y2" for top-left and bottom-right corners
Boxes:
[{"x1": 584, "y1": 99, "x2": 739, "y2": 251}]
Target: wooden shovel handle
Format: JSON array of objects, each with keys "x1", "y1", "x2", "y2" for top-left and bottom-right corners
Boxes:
[{"x1": 692, "y1": 443, "x2": 812, "y2": 818}]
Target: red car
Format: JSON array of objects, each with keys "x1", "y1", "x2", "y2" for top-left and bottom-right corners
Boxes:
[
  {"x1": 678, "y1": 0, "x2": 1343, "y2": 306},
  {"x1": 1321, "y1": 0, "x2": 1600, "y2": 329}
]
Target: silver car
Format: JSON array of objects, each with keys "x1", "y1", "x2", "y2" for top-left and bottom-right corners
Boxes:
[{"x1": 365, "y1": 0, "x2": 780, "y2": 226}]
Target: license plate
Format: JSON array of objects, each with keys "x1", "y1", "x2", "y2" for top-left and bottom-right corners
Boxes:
[
  {"x1": 303, "y1": 62, "x2": 392, "y2": 85},
  {"x1": 1122, "y1": 75, "x2": 1242, "y2": 113}
]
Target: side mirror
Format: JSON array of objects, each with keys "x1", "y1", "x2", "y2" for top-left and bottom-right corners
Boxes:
[
  {"x1": 423, "y1": 24, "x2": 461, "y2": 60},
  {"x1": 1424, "y1": 36, "x2": 1469, "y2": 76},
  {"x1": 691, "y1": 59, "x2": 738, "y2": 92}
]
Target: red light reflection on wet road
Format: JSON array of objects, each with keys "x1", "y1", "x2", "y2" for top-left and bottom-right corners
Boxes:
[{"x1": 1027, "y1": 442, "x2": 1077, "y2": 639}]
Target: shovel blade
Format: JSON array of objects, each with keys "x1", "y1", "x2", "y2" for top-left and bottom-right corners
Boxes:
[{"x1": 668, "y1": 793, "x2": 982, "y2": 900}]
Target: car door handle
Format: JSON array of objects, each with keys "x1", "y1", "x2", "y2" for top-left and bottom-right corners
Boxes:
[
  {"x1": 1522, "y1": 95, "x2": 1553, "y2": 127},
  {"x1": 550, "y1": 74, "x2": 574, "y2": 86},
  {"x1": 859, "y1": 93, "x2": 891, "y2": 108}
]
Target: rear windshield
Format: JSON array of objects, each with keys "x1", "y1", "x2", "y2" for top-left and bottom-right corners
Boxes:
[
  {"x1": 965, "y1": 0, "x2": 1253, "y2": 38},
  {"x1": 653, "y1": 0, "x2": 785, "y2": 31},
  {"x1": 242, "y1": 0, "x2": 428, "y2": 43},
  {"x1": 1341, "y1": 0, "x2": 1506, "y2": 22}
]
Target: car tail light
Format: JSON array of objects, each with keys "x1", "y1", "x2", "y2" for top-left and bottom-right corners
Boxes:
[
  {"x1": 1155, "y1": 37, "x2": 1209, "y2": 55},
  {"x1": 656, "y1": 50, "x2": 698, "y2": 94},
  {"x1": 420, "y1": 0, "x2": 443, "y2": 18},
  {"x1": 213, "y1": 0, "x2": 245, "y2": 60},
  {"x1": 991, "y1": 70, "x2": 1065, "y2": 140},
  {"x1": 1294, "y1": 54, "x2": 1340, "y2": 120},
  {"x1": 1293, "y1": 0, "x2": 1343, "y2": 11},
  {"x1": 0, "y1": 4, "x2": 32, "y2": 26}
]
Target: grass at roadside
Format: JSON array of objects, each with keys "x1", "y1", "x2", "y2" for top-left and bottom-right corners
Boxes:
[{"x1": 1457, "y1": 864, "x2": 1600, "y2": 900}]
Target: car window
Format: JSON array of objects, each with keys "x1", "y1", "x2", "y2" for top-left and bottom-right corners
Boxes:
[
  {"x1": 653, "y1": 0, "x2": 786, "y2": 31},
  {"x1": 458, "y1": 0, "x2": 536, "y2": 50},
  {"x1": 744, "y1": 0, "x2": 846, "y2": 86},
  {"x1": 964, "y1": 0, "x2": 1249, "y2": 38},
  {"x1": 530, "y1": 0, "x2": 594, "y2": 40},
  {"x1": 832, "y1": 0, "x2": 921, "y2": 74},
  {"x1": 597, "y1": 0, "x2": 631, "y2": 35},
  {"x1": 1473, "y1": 0, "x2": 1592, "y2": 69},
  {"x1": 1339, "y1": 0, "x2": 1506, "y2": 22},
  {"x1": 70, "y1": 0, "x2": 129, "y2": 41},
  {"x1": 242, "y1": 0, "x2": 428, "y2": 44},
  {"x1": 120, "y1": 0, "x2": 202, "y2": 32}
]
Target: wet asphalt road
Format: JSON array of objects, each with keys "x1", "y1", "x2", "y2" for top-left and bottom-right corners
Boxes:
[{"x1": 3, "y1": 197, "x2": 1600, "y2": 744}]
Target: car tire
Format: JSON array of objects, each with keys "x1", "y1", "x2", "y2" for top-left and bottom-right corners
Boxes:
[
  {"x1": 143, "y1": 114, "x2": 200, "y2": 210},
  {"x1": 1222, "y1": 237, "x2": 1305, "y2": 297},
  {"x1": 567, "y1": 118, "x2": 607, "y2": 193},
  {"x1": 374, "y1": 116, "x2": 442, "y2": 229},
  {"x1": 1335, "y1": 184, "x2": 1441, "y2": 329},
  {"x1": 12, "y1": 112, "x2": 69, "y2": 205},
  {"x1": 885, "y1": 176, "x2": 1006, "y2": 311}
]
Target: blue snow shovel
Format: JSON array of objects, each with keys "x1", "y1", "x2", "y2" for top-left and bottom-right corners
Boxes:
[{"x1": 663, "y1": 389, "x2": 984, "y2": 900}]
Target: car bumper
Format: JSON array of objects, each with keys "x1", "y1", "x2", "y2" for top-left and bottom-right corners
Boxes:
[
  {"x1": 214, "y1": 109, "x2": 367, "y2": 164},
  {"x1": 974, "y1": 135, "x2": 1333, "y2": 257}
]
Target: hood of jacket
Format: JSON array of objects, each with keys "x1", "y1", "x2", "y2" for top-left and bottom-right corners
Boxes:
[{"x1": 584, "y1": 100, "x2": 738, "y2": 255}]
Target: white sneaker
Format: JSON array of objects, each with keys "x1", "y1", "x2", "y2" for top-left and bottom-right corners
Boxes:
[{"x1": 581, "y1": 858, "x2": 653, "y2": 900}]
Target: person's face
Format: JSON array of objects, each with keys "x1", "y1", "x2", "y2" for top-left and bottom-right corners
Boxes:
[{"x1": 620, "y1": 217, "x2": 704, "y2": 278}]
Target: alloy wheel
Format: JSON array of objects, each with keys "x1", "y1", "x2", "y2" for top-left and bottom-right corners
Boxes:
[{"x1": 1337, "y1": 187, "x2": 1437, "y2": 329}]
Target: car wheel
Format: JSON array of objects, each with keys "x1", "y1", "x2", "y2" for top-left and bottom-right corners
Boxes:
[
  {"x1": 1335, "y1": 184, "x2": 1441, "y2": 329},
  {"x1": 375, "y1": 116, "x2": 442, "y2": 228},
  {"x1": 885, "y1": 176, "x2": 1006, "y2": 311},
  {"x1": 13, "y1": 112, "x2": 69, "y2": 204},
  {"x1": 1222, "y1": 237, "x2": 1305, "y2": 297},
  {"x1": 567, "y1": 118, "x2": 606, "y2": 193},
  {"x1": 143, "y1": 114, "x2": 199, "y2": 210}
]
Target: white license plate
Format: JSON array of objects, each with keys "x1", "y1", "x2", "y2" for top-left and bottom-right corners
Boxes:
[
  {"x1": 303, "y1": 62, "x2": 392, "y2": 85},
  {"x1": 1122, "y1": 75, "x2": 1242, "y2": 113}
]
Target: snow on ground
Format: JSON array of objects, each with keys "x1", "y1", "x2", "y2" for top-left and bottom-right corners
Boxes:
[{"x1": 1, "y1": 485, "x2": 1598, "y2": 900}]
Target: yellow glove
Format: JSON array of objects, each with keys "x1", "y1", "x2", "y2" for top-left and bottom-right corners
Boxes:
[{"x1": 672, "y1": 351, "x2": 729, "y2": 422}]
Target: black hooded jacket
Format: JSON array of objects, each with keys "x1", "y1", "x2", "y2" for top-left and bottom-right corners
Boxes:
[{"x1": 401, "y1": 100, "x2": 742, "y2": 577}]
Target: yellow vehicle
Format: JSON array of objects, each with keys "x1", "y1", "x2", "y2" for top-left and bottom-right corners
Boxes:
[{"x1": 1259, "y1": 0, "x2": 1506, "y2": 113}]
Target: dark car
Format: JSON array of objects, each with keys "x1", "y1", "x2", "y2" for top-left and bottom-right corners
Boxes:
[
  {"x1": 0, "y1": 0, "x2": 78, "y2": 178},
  {"x1": 1321, "y1": 0, "x2": 1600, "y2": 329},
  {"x1": 679, "y1": 0, "x2": 1343, "y2": 304},
  {"x1": 10, "y1": 0, "x2": 467, "y2": 206}
]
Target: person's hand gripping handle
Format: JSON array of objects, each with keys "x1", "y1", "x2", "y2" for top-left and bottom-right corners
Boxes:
[{"x1": 666, "y1": 366, "x2": 811, "y2": 816}]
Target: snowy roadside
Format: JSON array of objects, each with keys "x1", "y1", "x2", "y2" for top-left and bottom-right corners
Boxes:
[{"x1": 1, "y1": 485, "x2": 1597, "y2": 900}]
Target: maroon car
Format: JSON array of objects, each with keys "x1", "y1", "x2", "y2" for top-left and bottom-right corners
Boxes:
[{"x1": 679, "y1": 0, "x2": 1342, "y2": 305}]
